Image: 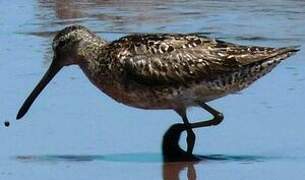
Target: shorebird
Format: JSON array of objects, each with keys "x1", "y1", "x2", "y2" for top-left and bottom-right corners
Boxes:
[{"x1": 17, "y1": 25, "x2": 299, "y2": 154}]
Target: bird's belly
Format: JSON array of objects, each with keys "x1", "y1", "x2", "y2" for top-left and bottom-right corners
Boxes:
[
  {"x1": 91, "y1": 78, "x2": 234, "y2": 110},
  {"x1": 95, "y1": 81, "x2": 185, "y2": 109}
]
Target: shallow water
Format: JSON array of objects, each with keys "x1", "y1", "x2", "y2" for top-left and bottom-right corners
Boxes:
[{"x1": 1, "y1": 0, "x2": 305, "y2": 179}]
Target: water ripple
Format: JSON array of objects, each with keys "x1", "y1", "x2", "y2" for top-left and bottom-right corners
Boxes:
[{"x1": 14, "y1": 153, "x2": 302, "y2": 164}]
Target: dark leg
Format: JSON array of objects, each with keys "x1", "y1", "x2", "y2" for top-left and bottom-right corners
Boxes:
[
  {"x1": 175, "y1": 108, "x2": 196, "y2": 154},
  {"x1": 190, "y1": 102, "x2": 224, "y2": 129},
  {"x1": 174, "y1": 103, "x2": 223, "y2": 154}
]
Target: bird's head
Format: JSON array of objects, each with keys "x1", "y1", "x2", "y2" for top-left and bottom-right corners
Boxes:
[
  {"x1": 52, "y1": 25, "x2": 96, "y2": 65},
  {"x1": 16, "y1": 25, "x2": 101, "y2": 119}
]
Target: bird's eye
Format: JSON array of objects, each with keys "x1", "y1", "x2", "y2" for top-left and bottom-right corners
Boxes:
[{"x1": 56, "y1": 40, "x2": 67, "y2": 50}]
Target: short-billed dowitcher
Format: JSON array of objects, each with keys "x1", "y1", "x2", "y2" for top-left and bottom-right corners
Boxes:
[{"x1": 17, "y1": 25, "x2": 299, "y2": 154}]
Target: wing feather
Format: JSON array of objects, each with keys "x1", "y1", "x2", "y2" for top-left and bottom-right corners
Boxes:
[{"x1": 109, "y1": 33, "x2": 297, "y2": 85}]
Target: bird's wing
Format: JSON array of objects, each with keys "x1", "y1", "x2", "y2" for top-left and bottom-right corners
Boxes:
[{"x1": 109, "y1": 33, "x2": 296, "y2": 85}]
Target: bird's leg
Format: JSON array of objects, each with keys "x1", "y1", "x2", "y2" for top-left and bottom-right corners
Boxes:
[
  {"x1": 174, "y1": 103, "x2": 223, "y2": 154},
  {"x1": 175, "y1": 108, "x2": 196, "y2": 154},
  {"x1": 190, "y1": 102, "x2": 224, "y2": 129}
]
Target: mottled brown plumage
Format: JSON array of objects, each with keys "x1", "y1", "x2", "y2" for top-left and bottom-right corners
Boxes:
[
  {"x1": 17, "y1": 25, "x2": 299, "y2": 154},
  {"x1": 69, "y1": 26, "x2": 298, "y2": 109}
]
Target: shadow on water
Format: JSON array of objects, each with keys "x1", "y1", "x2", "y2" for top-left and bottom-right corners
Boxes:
[
  {"x1": 15, "y1": 123, "x2": 275, "y2": 180},
  {"x1": 161, "y1": 123, "x2": 268, "y2": 163}
]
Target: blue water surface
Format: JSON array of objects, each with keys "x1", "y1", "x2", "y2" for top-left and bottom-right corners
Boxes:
[{"x1": 1, "y1": 0, "x2": 305, "y2": 179}]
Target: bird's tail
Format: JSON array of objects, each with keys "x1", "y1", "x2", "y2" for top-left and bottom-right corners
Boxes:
[
  {"x1": 233, "y1": 45, "x2": 300, "y2": 90},
  {"x1": 246, "y1": 45, "x2": 300, "y2": 69},
  {"x1": 275, "y1": 45, "x2": 300, "y2": 57}
]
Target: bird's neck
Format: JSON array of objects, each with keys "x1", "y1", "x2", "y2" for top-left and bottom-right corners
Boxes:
[
  {"x1": 77, "y1": 36, "x2": 107, "y2": 62},
  {"x1": 77, "y1": 37, "x2": 111, "y2": 80}
]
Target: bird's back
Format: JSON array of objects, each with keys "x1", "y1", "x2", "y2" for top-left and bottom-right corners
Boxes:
[{"x1": 108, "y1": 33, "x2": 298, "y2": 84}]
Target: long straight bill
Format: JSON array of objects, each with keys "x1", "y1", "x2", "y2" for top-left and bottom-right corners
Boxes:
[{"x1": 16, "y1": 60, "x2": 62, "y2": 119}]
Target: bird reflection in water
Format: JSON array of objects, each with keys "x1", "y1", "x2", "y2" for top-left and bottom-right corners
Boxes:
[
  {"x1": 162, "y1": 123, "x2": 199, "y2": 180},
  {"x1": 163, "y1": 161, "x2": 197, "y2": 180},
  {"x1": 161, "y1": 123, "x2": 268, "y2": 180}
]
